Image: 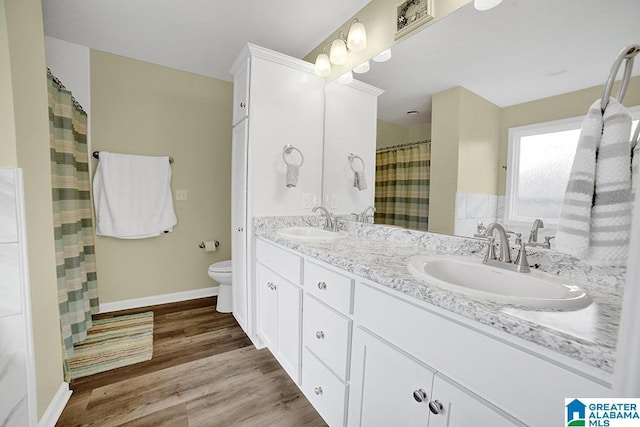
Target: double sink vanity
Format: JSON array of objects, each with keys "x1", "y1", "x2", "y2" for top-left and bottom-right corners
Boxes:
[{"x1": 252, "y1": 216, "x2": 621, "y2": 426}]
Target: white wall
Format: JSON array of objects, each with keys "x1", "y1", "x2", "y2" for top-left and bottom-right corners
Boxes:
[{"x1": 44, "y1": 37, "x2": 90, "y2": 116}]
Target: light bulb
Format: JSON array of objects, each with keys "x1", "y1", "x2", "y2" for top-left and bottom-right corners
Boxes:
[
  {"x1": 347, "y1": 21, "x2": 367, "y2": 52},
  {"x1": 372, "y1": 49, "x2": 392, "y2": 63},
  {"x1": 314, "y1": 54, "x2": 331, "y2": 77},
  {"x1": 353, "y1": 61, "x2": 370, "y2": 74},
  {"x1": 474, "y1": 0, "x2": 503, "y2": 11},
  {"x1": 330, "y1": 39, "x2": 348, "y2": 65}
]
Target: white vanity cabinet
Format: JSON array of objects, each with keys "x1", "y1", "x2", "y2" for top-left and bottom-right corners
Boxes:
[
  {"x1": 301, "y1": 260, "x2": 354, "y2": 427},
  {"x1": 322, "y1": 81, "x2": 383, "y2": 215},
  {"x1": 229, "y1": 44, "x2": 324, "y2": 344},
  {"x1": 255, "y1": 239, "x2": 302, "y2": 383},
  {"x1": 348, "y1": 328, "x2": 521, "y2": 427}
]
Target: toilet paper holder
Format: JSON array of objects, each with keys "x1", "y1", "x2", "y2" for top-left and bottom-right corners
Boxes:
[{"x1": 198, "y1": 241, "x2": 220, "y2": 249}]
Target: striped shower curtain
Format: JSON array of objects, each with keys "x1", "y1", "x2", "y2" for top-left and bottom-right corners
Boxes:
[
  {"x1": 375, "y1": 141, "x2": 430, "y2": 231},
  {"x1": 47, "y1": 69, "x2": 99, "y2": 379}
]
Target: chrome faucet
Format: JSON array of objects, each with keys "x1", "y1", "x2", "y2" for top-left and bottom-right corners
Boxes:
[
  {"x1": 359, "y1": 205, "x2": 376, "y2": 223},
  {"x1": 484, "y1": 222, "x2": 512, "y2": 263},
  {"x1": 312, "y1": 205, "x2": 336, "y2": 232},
  {"x1": 528, "y1": 219, "x2": 544, "y2": 243},
  {"x1": 481, "y1": 222, "x2": 530, "y2": 273},
  {"x1": 527, "y1": 219, "x2": 554, "y2": 249}
]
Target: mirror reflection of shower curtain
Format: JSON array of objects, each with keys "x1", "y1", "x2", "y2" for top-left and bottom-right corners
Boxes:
[
  {"x1": 374, "y1": 141, "x2": 430, "y2": 231},
  {"x1": 48, "y1": 69, "x2": 99, "y2": 380}
]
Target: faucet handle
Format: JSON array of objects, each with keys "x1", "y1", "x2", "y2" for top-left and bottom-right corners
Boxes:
[
  {"x1": 506, "y1": 231, "x2": 522, "y2": 245},
  {"x1": 514, "y1": 241, "x2": 531, "y2": 273}
]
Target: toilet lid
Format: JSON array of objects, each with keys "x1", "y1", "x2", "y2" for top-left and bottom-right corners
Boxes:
[{"x1": 209, "y1": 260, "x2": 232, "y2": 274}]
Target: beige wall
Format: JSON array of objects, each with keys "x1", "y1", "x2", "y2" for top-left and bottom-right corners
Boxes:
[
  {"x1": 304, "y1": 0, "x2": 469, "y2": 80},
  {"x1": 457, "y1": 87, "x2": 501, "y2": 194},
  {"x1": 377, "y1": 119, "x2": 409, "y2": 148},
  {"x1": 377, "y1": 119, "x2": 431, "y2": 149},
  {"x1": 409, "y1": 123, "x2": 431, "y2": 143},
  {"x1": 0, "y1": 1, "x2": 16, "y2": 167},
  {"x1": 429, "y1": 86, "x2": 500, "y2": 234},
  {"x1": 429, "y1": 87, "x2": 461, "y2": 234},
  {"x1": 498, "y1": 76, "x2": 640, "y2": 193},
  {"x1": 4, "y1": 0, "x2": 65, "y2": 418},
  {"x1": 90, "y1": 50, "x2": 233, "y2": 303}
]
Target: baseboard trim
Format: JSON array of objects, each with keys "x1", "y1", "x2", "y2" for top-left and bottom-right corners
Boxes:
[
  {"x1": 38, "y1": 382, "x2": 72, "y2": 427},
  {"x1": 99, "y1": 287, "x2": 218, "y2": 313}
]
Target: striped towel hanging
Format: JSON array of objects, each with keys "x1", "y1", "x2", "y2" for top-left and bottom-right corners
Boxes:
[{"x1": 556, "y1": 98, "x2": 633, "y2": 267}]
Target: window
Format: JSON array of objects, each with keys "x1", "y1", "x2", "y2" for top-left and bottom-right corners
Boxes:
[{"x1": 505, "y1": 109, "x2": 639, "y2": 229}]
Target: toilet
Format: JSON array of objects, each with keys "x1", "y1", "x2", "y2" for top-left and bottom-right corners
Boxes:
[{"x1": 208, "y1": 260, "x2": 232, "y2": 313}]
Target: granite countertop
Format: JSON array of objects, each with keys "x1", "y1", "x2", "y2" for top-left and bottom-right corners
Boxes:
[{"x1": 254, "y1": 216, "x2": 625, "y2": 375}]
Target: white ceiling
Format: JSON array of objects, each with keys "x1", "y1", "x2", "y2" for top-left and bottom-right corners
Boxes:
[
  {"x1": 42, "y1": 0, "x2": 640, "y2": 128},
  {"x1": 357, "y1": 0, "x2": 640, "y2": 127},
  {"x1": 42, "y1": 0, "x2": 369, "y2": 81}
]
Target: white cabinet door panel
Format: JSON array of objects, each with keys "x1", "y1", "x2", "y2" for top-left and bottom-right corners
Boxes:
[
  {"x1": 302, "y1": 348, "x2": 347, "y2": 427},
  {"x1": 277, "y1": 278, "x2": 301, "y2": 383},
  {"x1": 429, "y1": 373, "x2": 523, "y2": 427},
  {"x1": 349, "y1": 328, "x2": 434, "y2": 427},
  {"x1": 231, "y1": 119, "x2": 248, "y2": 332},
  {"x1": 256, "y1": 264, "x2": 279, "y2": 350}
]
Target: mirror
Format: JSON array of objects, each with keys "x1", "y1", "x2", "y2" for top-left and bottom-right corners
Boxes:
[{"x1": 350, "y1": 0, "x2": 640, "y2": 237}]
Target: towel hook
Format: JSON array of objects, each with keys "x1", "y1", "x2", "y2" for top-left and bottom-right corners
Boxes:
[
  {"x1": 348, "y1": 153, "x2": 365, "y2": 173},
  {"x1": 282, "y1": 145, "x2": 304, "y2": 167},
  {"x1": 601, "y1": 44, "x2": 640, "y2": 112}
]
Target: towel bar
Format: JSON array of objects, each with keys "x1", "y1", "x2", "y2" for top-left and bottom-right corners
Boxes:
[
  {"x1": 348, "y1": 153, "x2": 365, "y2": 173},
  {"x1": 601, "y1": 44, "x2": 640, "y2": 112},
  {"x1": 92, "y1": 151, "x2": 174, "y2": 164}
]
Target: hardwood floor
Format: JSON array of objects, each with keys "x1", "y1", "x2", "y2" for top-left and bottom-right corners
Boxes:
[{"x1": 56, "y1": 297, "x2": 327, "y2": 427}]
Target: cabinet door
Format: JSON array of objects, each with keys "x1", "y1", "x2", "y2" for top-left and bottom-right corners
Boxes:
[
  {"x1": 277, "y1": 278, "x2": 301, "y2": 383},
  {"x1": 348, "y1": 328, "x2": 434, "y2": 427},
  {"x1": 231, "y1": 119, "x2": 248, "y2": 332},
  {"x1": 256, "y1": 264, "x2": 279, "y2": 351},
  {"x1": 232, "y1": 58, "x2": 249, "y2": 125},
  {"x1": 429, "y1": 374, "x2": 522, "y2": 427}
]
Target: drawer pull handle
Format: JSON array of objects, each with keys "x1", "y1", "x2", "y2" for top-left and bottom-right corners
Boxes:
[
  {"x1": 429, "y1": 400, "x2": 444, "y2": 415},
  {"x1": 413, "y1": 389, "x2": 428, "y2": 403},
  {"x1": 314, "y1": 387, "x2": 323, "y2": 396},
  {"x1": 315, "y1": 331, "x2": 325, "y2": 339},
  {"x1": 317, "y1": 281, "x2": 327, "y2": 290}
]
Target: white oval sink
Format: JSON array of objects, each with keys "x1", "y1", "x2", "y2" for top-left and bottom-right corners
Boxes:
[
  {"x1": 277, "y1": 226, "x2": 348, "y2": 241},
  {"x1": 407, "y1": 255, "x2": 591, "y2": 310}
]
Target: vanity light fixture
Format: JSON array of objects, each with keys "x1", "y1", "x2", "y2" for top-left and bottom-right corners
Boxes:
[
  {"x1": 314, "y1": 18, "x2": 367, "y2": 77},
  {"x1": 474, "y1": 0, "x2": 503, "y2": 11},
  {"x1": 372, "y1": 49, "x2": 392, "y2": 63},
  {"x1": 353, "y1": 60, "x2": 370, "y2": 74}
]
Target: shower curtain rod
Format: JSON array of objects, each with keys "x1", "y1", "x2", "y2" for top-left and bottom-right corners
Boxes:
[
  {"x1": 92, "y1": 151, "x2": 174, "y2": 164},
  {"x1": 376, "y1": 139, "x2": 431, "y2": 154}
]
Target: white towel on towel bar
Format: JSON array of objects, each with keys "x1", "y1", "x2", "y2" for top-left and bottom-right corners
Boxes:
[
  {"x1": 93, "y1": 152, "x2": 177, "y2": 239},
  {"x1": 556, "y1": 98, "x2": 632, "y2": 266}
]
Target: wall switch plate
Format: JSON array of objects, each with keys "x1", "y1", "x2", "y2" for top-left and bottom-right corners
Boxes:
[
  {"x1": 176, "y1": 189, "x2": 188, "y2": 201},
  {"x1": 302, "y1": 193, "x2": 312, "y2": 209}
]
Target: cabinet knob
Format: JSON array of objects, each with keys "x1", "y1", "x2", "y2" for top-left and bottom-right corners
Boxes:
[
  {"x1": 237, "y1": 227, "x2": 243, "y2": 232},
  {"x1": 317, "y1": 281, "x2": 327, "y2": 290},
  {"x1": 314, "y1": 387, "x2": 323, "y2": 396},
  {"x1": 429, "y1": 400, "x2": 444, "y2": 415},
  {"x1": 266, "y1": 281, "x2": 274, "y2": 290},
  {"x1": 240, "y1": 102, "x2": 246, "y2": 108},
  {"x1": 315, "y1": 331, "x2": 325, "y2": 339},
  {"x1": 412, "y1": 389, "x2": 428, "y2": 403}
]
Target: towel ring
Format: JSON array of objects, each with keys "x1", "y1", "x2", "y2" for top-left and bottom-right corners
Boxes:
[
  {"x1": 283, "y1": 145, "x2": 304, "y2": 167},
  {"x1": 348, "y1": 153, "x2": 365, "y2": 173},
  {"x1": 601, "y1": 44, "x2": 640, "y2": 112}
]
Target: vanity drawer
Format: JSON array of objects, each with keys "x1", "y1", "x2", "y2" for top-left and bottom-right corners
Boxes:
[
  {"x1": 303, "y1": 294, "x2": 351, "y2": 381},
  {"x1": 255, "y1": 238, "x2": 301, "y2": 284},
  {"x1": 302, "y1": 347, "x2": 347, "y2": 427},
  {"x1": 304, "y1": 260, "x2": 354, "y2": 314}
]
